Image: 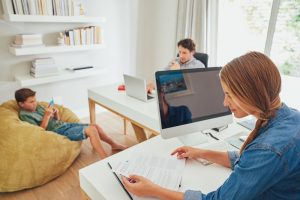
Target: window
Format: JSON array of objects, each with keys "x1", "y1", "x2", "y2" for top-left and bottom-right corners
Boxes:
[
  {"x1": 216, "y1": 0, "x2": 273, "y2": 66},
  {"x1": 270, "y1": 0, "x2": 300, "y2": 77},
  {"x1": 210, "y1": 0, "x2": 300, "y2": 109}
]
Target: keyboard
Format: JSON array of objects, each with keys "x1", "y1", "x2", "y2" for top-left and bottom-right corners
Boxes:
[{"x1": 147, "y1": 95, "x2": 154, "y2": 100}]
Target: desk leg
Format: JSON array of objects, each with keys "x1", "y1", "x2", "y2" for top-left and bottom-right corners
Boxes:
[
  {"x1": 123, "y1": 118, "x2": 127, "y2": 135},
  {"x1": 88, "y1": 98, "x2": 96, "y2": 124},
  {"x1": 81, "y1": 189, "x2": 91, "y2": 200},
  {"x1": 131, "y1": 123, "x2": 147, "y2": 143},
  {"x1": 149, "y1": 133, "x2": 157, "y2": 139}
]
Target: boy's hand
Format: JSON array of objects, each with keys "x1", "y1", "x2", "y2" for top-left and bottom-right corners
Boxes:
[
  {"x1": 41, "y1": 107, "x2": 53, "y2": 129},
  {"x1": 44, "y1": 107, "x2": 54, "y2": 118},
  {"x1": 52, "y1": 107, "x2": 60, "y2": 120}
]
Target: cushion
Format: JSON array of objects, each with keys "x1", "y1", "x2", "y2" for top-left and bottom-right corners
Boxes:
[{"x1": 0, "y1": 100, "x2": 81, "y2": 192}]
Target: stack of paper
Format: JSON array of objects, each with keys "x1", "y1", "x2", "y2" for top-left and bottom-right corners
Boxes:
[
  {"x1": 112, "y1": 154, "x2": 186, "y2": 200},
  {"x1": 30, "y1": 57, "x2": 59, "y2": 78}
]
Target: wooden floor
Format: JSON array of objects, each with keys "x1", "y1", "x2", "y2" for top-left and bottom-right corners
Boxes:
[{"x1": 0, "y1": 112, "x2": 139, "y2": 200}]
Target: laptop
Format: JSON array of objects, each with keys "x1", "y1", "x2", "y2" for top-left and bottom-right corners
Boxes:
[{"x1": 123, "y1": 74, "x2": 155, "y2": 102}]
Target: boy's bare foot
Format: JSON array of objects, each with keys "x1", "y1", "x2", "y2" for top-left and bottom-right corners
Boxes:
[{"x1": 111, "y1": 142, "x2": 127, "y2": 150}]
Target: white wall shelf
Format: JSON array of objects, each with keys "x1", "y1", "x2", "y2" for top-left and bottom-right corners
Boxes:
[
  {"x1": 9, "y1": 44, "x2": 106, "y2": 56},
  {"x1": 15, "y1": 68, "x2": 107, "y2": 87},
  {"x1": 2, "y1": 14, "x2": 106, "y2": 23}
]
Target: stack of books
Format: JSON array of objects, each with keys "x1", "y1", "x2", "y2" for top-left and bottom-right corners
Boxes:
[
  {"x1": 9, "y1": 0, "x2": 77, "y2": 16},
  {"x1": 63, "y1": 26, "x2": 102, "y2": 46},
  {"x1": 30, "y1": 57, "x2": 59, "y2": 78},
  {"x1": 12, "y1": 34, "x2": 44, "y2": 48}
]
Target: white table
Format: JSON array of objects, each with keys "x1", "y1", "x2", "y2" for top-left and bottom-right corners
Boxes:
[
  {"x1": 88, "y1": 84, "x2": 160, "y2": 142},
  {"x1": 83, "y1": 84, "x2": 251, "y2": 199},
  {"x1": 79, "y1": 122, "x2": 249, "y2": 200}
]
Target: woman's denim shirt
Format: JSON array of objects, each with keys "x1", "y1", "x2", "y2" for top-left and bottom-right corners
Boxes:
[{"x1": 184, "y1": 104, "x2": 300, "y2": 200}]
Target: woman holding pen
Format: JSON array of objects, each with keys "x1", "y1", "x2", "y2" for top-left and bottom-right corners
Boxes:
[{"x1": 122, "y1": 51, "x2": 300, "y2": 200}]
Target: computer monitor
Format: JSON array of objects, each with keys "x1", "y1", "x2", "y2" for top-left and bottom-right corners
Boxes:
[{"x1": 155, "y1": 67, "x2": 233, "y2": 146}]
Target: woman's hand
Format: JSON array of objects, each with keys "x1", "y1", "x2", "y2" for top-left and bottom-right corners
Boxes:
[
  {"x1": 122, "y1": 175, "x2": 159, "y2": 197},
  {"x1": 172, "y1": 146, "x2": 232, "y2": 168},
  {"x1": 171, "y1": 146, "x2": 202, "y2": 159}
]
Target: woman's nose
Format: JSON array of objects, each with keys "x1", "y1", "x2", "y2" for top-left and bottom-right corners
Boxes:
[{"x1": 223, "y1": 96, "x2": 229, "y2": 107}]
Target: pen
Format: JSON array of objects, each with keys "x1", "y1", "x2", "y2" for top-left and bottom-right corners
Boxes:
[
  {"x1": 107, "y1": 162, "x2": 133, "y2": 200},
  {"x1": 179, "y1": 177, "x2": 182, "y2": 188}
]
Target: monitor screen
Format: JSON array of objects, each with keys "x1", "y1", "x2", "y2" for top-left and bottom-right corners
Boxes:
[{"x1": 155, "y1": 67, "x2": 232, "y2": 144}]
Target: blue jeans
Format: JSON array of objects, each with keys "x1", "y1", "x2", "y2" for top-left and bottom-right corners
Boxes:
[{"x1": 54, "y1": 123, "x2": 88, "y2": 141}]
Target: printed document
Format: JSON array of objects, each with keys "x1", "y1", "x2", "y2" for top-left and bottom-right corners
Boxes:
[{"x1": 112, "y1": 154, "x2": 185, "y2": 198}]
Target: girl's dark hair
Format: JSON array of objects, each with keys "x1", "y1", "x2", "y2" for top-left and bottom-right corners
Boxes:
[{"x1": 15, "y1": 88, "x2": 36, "y2": 103}]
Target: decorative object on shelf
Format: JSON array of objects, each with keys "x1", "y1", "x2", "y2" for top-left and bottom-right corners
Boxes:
[
  {"x1": 80, "y1": 4, "x2": 85, "y2": 16},
  {"x1": 57, "y1": 32, "x2": 65, "y2": 46}
]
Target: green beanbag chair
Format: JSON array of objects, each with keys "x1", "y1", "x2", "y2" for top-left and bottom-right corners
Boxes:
[{"x1": 0, "y1": 100, "x2": 81, "y2": 192}]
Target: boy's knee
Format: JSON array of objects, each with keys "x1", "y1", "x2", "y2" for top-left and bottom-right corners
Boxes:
[
  {"x1": 85, "y1": 126, "x2": 97, "y2": 137},
  {"x1": 91, "y1": 124, "x2": 103, "y2": 131}
]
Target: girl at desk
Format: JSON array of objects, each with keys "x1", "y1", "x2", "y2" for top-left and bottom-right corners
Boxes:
[{"x1": 122, "y1": 51, "x2": 300, "y2": 200}]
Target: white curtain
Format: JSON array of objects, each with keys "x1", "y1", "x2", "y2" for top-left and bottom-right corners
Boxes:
[{"x1": 175, "y1": 0, "x2": 207, "y2": 55}]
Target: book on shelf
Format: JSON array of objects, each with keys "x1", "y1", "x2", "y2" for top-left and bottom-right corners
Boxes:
[
  {"x1": 11, "y1": 43, "x2": 45, "y2": 48},
  {"x1": 32, "y1": 57, "x2": 55, "y2": 65},
  {"x1": 30, "y1": 57, "x2": 58, "y2": 77},
  {"x1": 30, "y1": 67, "x2": 59, "y2": 77},
  {"x1": 13, "y1": 33, "x2": 43, "y2": 46},
  {"x1": 15, "y1": 33, "x2": 42, "y2": 40},
  {"x1": 30, "y1": 68, "x2": 59, "y2": 75},
  {"x1": 63, "y1": 26, "x2": 102, "y2": 46},
  {"x1": 7, "y1": 0, "x2": 77, "y2": 16},
  {"x1": 30, "y1": 71, "x2": 59, "y2": 78}
]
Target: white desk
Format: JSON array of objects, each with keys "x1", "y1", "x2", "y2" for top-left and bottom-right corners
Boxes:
[
  {"x1": 79, "y1": 122, "x2": 249, "y2": 200},
  {"x1": 83, "y1": 84, "x2": 251, "y2": 199},
  {"x1": 88, "y1": 84, "x2": 160, "y2": 142}
]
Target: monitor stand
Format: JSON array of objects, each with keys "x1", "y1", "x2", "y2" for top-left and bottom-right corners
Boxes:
[{"x1": 178, "y1": 131, "x2": 208, "y2": 146}]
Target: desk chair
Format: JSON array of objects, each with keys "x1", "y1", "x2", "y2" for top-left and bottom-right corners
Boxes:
[
  {"x1": 177, "y1": 52, "x2": 209, "y2": 68},
  {"x1": 193, "y1": 52, "x2": 208, "y2": 68}
]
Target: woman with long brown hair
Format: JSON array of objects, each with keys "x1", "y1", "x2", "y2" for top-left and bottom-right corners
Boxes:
[{"x1": 122, "y1": 51, "x2": 300, "y2": 199}]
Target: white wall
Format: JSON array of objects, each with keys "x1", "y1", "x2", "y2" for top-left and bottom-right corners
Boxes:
[
  {"x1": 135, "y1": 0, "x2": 178, "y2": 82},
  {"x1": 0, "y1": 0, "x2": 138, "y2": 117}
]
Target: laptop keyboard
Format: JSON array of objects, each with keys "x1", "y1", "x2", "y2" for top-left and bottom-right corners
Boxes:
[{"x1": 147, "y1": 95, "x2": 154, "y2": 100}]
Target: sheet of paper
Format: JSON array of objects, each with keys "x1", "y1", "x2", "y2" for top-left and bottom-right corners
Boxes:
[{"x1": 113, "y1": 154, "x2": 185, "y2": 191}]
